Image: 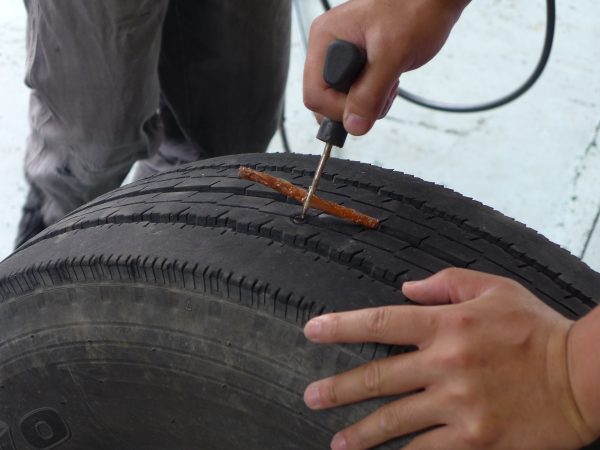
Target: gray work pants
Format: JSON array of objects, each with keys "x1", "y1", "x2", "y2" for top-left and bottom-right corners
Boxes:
[{"x1": 23, "y1": 0, "x2": 291, "y2": 225}]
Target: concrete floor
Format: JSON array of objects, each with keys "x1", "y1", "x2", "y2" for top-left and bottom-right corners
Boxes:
[{"x1": 1, "y1": 1, "x2": 600, "y2": 272}]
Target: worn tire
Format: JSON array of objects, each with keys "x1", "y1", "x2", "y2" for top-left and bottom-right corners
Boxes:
[{"x1": 0, "y1": 153, "x2": 598, "y2": 449}]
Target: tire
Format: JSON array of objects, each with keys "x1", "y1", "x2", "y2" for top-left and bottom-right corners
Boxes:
[{"x1": 1, "y1": 153, "x2": 598, "y2": 450}]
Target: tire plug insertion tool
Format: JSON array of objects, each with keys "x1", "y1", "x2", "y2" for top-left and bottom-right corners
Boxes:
[{"x1": 300, "y1": 40, "x2": 367, "y2": 219}]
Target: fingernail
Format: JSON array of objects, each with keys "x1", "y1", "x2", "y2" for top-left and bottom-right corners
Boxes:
[
  {"x1": 304, "y1": 318, "x2": 322, "y2": 340},
  {"x1": 331, "y1": 433, "x2": 348, "y2": 450},
  {"x1": 344, "y1": 113, "x2": 371, "y2": 135},
  {"x1": 305, "y1": 385, "x2": 321, "y2": 408}
]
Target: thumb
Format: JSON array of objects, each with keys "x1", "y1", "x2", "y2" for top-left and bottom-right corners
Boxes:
[{"x1": 402, "y1": 268, "x2": 506, "y2": 305}]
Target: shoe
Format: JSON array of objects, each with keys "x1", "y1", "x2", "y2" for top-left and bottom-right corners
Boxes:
[{"x1": 14, "y1": 186, "x2": 46, "y2": 249}]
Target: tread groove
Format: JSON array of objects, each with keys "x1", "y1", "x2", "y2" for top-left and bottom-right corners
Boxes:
[{"x1": 18, "y1": 162, "x2": 594, "y2": 312}]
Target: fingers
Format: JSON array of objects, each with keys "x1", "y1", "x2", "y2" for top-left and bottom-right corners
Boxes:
[
  {"x1": 303, "y1": 9, "x2": 403, "y2": 136},
  {"x1": 329, "y1": 390, "x2": 442, "y2": 450},
  {"x1": 404, "y1": 425, "x2": 460, "y2": 450},
  {"x1": 304, "y1": 0, "x2": 468, "y2": 138},
  {"x1": 304, "y1": 351, "x2": 430, "y2": 410},
  {"x1": 402, "y1": 268, "x2": 510, "y2": 306},
  {"x1": 303, "y1": 16, "x2": 348, "y2": 122},
  {"x1": 342, "y1": 65, "x2": 403, "y2": 135},
  {"x1": 378, "y1": 79, "x2": 399, "y2": 119},
  {"x1": 304, "y1": 305, "x2": 435, "y2": 345},
  {"x1": 304, "y1": 40, "x2": 401, "y2": 136}
]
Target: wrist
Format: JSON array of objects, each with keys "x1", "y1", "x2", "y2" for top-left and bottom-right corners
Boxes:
[{"x1": 567, "y1": 306, "x2": 600, "y2": 441}]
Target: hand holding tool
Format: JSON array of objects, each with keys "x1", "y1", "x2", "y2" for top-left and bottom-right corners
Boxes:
[{"x1": 301, "y1": 40, "x2": 366, "y2": 219}]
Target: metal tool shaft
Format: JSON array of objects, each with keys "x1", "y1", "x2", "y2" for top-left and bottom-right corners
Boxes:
[
  {"x1": 301, "y1": 142, "x2": 333, "y2": 218},
  {"x1": 300, "y1": 40, "x2": 366, "y2": 220}
]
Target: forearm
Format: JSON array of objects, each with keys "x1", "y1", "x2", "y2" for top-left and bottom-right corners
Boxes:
[{"x1": 568, "y1": 305, "x2": 600, "y2": 441}]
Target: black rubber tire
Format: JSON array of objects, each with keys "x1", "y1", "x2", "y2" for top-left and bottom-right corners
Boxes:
[{"x1": 1, "y1": 153, "x2": 599, "y2": 450}]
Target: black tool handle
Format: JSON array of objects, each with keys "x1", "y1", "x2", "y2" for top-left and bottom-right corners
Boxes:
[{"x1": 316, "y1": 40, "x2": 366, "y2": 148}]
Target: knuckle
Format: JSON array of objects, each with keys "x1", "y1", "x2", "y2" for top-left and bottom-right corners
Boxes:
[
  {"x1": 445, "y1": 310, "x2": 476, "y2": 331},
  {"x1": 328, "y1": 314, "x2": 340, "y2": 339},
  {"x1": 439, "y1": 341, "x2": 475, "y2": 371},
  {"x1": 309, "y1": 14, "x2": 327, "y2": 36},
  {"x1": 445, "y1": 387, "x2": 500, "y2": 446},
  {"x1": 426, "y1": 309, "x2": 440, "y2": 332},
  {"x1": 462, "y1": 416, "x2": 498, "y2": 448},
  {"x1": 363, "y1": 360, "x2": 382, "y2": 395},
  {"x1": 348, "y1": 92, "x2": 381, "y2": 118},
  {"x1": 438, "y1": 267, "x2": 461, "y2": 282},
  {"x1": 302, "y1": 89, "x2": 323, "y2": 112},
  {"x1": 365, "y1": 308, "x2": 390, "y2": 338},
  {"x1": 378, "y1": 403, "x2": 403, "y2": 434},
  {"x1": 498, "y1": 277, "x2": 522, "y2": 292},
  {"x1": 324, "y1": 380, "x2": 339, "y2": 405},
  {"x1": 446, "y1": 381, "x2": 476, "y2": 407},
  {"x1": 450, "y1": 346, "x2": 474, "y2": 371}
]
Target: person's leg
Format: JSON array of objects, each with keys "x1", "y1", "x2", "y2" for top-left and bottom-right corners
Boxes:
[
  {"x1": 132, "y1": 99, "x2": 197, "y2": 180},
  {"x1": 17, "y1": 0, "x2": 169, "y2": 247},
  {"x1": 134, "y1": 0, "x2": 292, "y2": 181},
  {"x1": 154, "y1": 0, "x2": 291, "y2": 161}
]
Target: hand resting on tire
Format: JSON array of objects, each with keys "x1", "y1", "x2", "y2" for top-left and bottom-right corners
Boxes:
[{"x1": 303, "y1": 268, "x2": 600, "y2": 450}]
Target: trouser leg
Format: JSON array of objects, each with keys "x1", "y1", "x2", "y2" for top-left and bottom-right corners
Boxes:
[
  {"x1": 132, "y1": 99, "x2": 197, "y2": 180},
  {"x1": 22, "y1": 0, "x2": 168, "y2": 225},
  {"x1": 151, "y1": 0, "x2": 292, "y2": 163}
]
